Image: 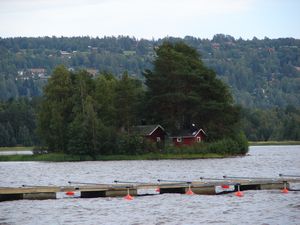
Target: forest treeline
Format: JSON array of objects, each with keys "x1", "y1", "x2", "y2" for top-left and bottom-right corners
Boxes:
[
  {"x1": 1, "y1": 97, "x2": 298, "y2": 147},
  {"x1": 0, "y1": 35, "x2": 299, "y2": 108}
]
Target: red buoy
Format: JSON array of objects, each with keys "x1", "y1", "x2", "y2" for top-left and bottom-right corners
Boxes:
[
  {"x1": 124, "y1": 188, "x2": 134, "y2": 200},
  {"x1": 156, "y1": 187, "x2": 160, "y2": 193},
  {"x1": 186, "y1": 185, "x2": 194, "y2": 195},
  {"x1": 281, "y1": 183, "x2": 289, "y2": 193},
  {"x1": 124, "y1": 194, "x2": 134, "y2": 200},
  {"x1": 235, "y1": 185, "x2": 244, "y2": 197},
  {"x1": 235, "y1": 191, "x2": 244, "y2": 197}
]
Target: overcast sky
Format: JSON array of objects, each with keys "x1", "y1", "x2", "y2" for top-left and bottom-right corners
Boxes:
[{"x1": 0, "y1": 0, "x2": 299, "y2": 40}]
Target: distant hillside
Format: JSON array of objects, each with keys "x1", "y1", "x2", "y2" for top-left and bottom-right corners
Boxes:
[{"x1": 0, "y1": 35, "x2": 299, "y2": 108}]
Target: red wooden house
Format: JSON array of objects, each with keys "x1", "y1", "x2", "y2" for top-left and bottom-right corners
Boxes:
[
  {"x1": 131, "y1": 125, "x2": 167, "y2": 144},
  {"x1": 171, "y1": 128, "x2": 207, "y2": 146}
]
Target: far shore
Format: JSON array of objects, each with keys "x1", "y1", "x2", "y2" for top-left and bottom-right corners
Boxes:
[
  {"x1": 1, "y1": 140, "x2": 299, "y2": 152},
  {"x1": 0, "y1": 141, "x2": 299, "y2": 162},
  {"x1": 0, "y1": 152, "x2": 231, "y2": 162},
  {"x1": 249, "y1": 141, "x2": 300, "y2": 146}
]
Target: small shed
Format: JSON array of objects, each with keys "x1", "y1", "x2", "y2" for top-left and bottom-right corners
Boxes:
[
  {"x1": 171, "y1": 128, "x2": 207, "y2": 146},
  {"x1": 131, "y1": 125, "x2": 167, "y2": 143}
]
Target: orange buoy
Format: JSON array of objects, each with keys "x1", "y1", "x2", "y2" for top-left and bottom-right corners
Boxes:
[
  {"x1": 186, "y1": 185, "x2": 194, "y2": 195},
  {"x1": 235, "y1": 185, "x2": 244, "y2": 197},
  {"x1": 66, "y1": 191, "x2": 75, "y2": 196},
  {"x1": 124, "y1": 188, "x2": 134, "y2": 200},
  {"x1": 281, "y1": 183, "x2": 289, "y2": 193},
  {"x1": 124, "y1": 194, "x2": 134, "y2": 200},
  {"x1": 235, "y1": 191, "x2": 244, "y2": 197}
]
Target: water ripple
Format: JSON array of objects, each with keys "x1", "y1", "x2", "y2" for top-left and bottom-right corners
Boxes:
[{"x1": 0, "y1": 146, "x2": 300, "y2": 225}]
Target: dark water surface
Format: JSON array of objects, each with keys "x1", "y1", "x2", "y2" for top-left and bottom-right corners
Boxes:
[{"x1": 0, "y1": 145, "x2": 300, "y2": 225}]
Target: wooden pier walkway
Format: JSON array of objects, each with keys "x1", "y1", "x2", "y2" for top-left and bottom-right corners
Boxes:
[{"x1": 1, "y1": 176, "x2": 299, "y2": 201}]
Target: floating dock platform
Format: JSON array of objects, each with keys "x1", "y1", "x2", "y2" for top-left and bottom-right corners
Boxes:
[{"x1": 1, "y1": 176, "x2": 299, "y2": 202}]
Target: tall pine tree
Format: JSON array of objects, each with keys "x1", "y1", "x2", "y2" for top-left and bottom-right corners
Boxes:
[{"x1": 144, "y1": 42, "x2": 240, "y2": 140}]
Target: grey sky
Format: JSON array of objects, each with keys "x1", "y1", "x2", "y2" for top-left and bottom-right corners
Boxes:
[{"x1": 0, "y1": 0, "x2": 299, "y2": 39}]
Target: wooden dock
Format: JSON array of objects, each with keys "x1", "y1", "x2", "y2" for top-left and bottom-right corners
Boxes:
[{"x1": 1, "y1": 176, "x2": 299, "y2": 202}]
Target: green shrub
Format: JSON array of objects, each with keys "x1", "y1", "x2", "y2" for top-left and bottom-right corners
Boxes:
[
  {"x1": 115, "y1": 134, "x2": 158, "y2": 155},
  {"x1": 165, "y1": 134, "x2": 248, "y2": 156}
]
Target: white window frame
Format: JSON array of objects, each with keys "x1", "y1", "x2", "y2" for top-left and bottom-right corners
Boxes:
[
  {"x1": 197, "y1": 136, "x2": 201, "y2": 142},
  {"x1": 156, "y1": 137, "x2": 161, "y2": 142}
]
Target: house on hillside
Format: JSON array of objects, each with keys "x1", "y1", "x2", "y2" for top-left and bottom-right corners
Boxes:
[
  {"x1": 60, "y1": 51, "x2": 72, "y2": 58},
  {"x1": 171, "y1": 128, "x2": 207, "y2": 146},
  {"x1": 131, "y1": 125, "x2": 167, "y2": 144},
  {"x1": 28, "y1": 68, "x2": 46, "y2": 76},
  {"x1": 86, "y1": 69, "x2": 99, "y2": 77},
  {"x1": 16, "y1": 68, "x2": 47, "y2": 80}
]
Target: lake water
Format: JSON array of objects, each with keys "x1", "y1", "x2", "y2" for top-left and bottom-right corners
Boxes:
[{"x1": 0, "y1": 145, "x2": 300, "y2": 225}]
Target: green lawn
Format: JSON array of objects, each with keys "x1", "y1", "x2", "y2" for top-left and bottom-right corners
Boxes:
[{"x1": 0, "y1": 146, "x2": 34, "y2": 151}]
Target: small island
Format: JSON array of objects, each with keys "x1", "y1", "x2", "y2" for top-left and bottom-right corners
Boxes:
[{"x1": 1, "y1": 42, "x2": 249, "y2": 161}]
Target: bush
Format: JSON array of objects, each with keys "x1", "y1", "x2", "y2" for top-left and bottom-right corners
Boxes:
[
  {"x1": 233, "y1": 132, "x2": 249, "y2": 155},
  {"x1": 116, "y1": 134, "x2": 158, "y2": 155},
  {"x1": 165, "y1": 134, "x2": 248, "y2": 156}
]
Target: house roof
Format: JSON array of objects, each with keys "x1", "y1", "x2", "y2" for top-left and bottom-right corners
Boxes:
[
  {"x1": 171, "y1": 128, "x2": 207, "y2": 138},
  {"x1": 29, "y1": 68, "x2": 46, "y2": 73},
  {"x1": 131, "y1": 125, "x2": 166, "y2": 136}
]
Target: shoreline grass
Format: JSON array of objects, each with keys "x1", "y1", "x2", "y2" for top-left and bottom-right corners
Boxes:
[
  {"x1": 1, "y1": 140, "x2": 298, "y2": 161},
  {"x1": 249, "y1": 141, "x2": 300, "y2": 146},
  {"x1": 0, "y1": 152, "x2": 232, "y2": 162}
]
